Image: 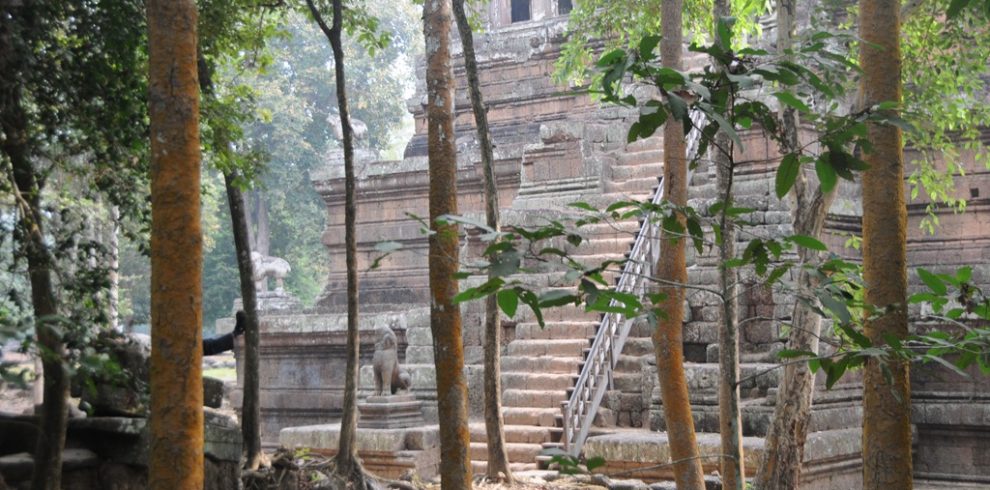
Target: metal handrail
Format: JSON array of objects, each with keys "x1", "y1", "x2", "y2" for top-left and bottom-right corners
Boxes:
[{"x1": 561, "y1": 110, "x2": 706, "y2": 456}]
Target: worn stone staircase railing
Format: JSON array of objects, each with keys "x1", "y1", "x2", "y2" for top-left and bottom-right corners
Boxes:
[{"x1": 562, "y1": 110, "x2": 706, "y2": 456}]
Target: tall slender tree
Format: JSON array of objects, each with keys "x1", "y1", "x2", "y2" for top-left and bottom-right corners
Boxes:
[
  {"x1": 710, "y1": 7, "x2": 743, "y2": 488},
  {"x1": 147, "y1": 0, "x2": 204, "y2": 487},
  {"x1": 197, "y1": 44, "x2": 265, "y2": 470},
  {"x1": 6, "y1": 111, "x2": 68, "y2": 490},
  {"x1": 753, "y1": 1, "x2": 837, "y2": 487},
  {"x1": 450, "y1": 0, "x2": 513, "y2": 482},
  {"x1": 1, "y1": 6, "x2": 69, "y2": 489},
  {"x1": 3, "y1": 1, "x2": 148, "y2": 486},
  {"x1": 425, "y1": 0, "x2": 473, "y2": 486},
  {"x1": 652, "y1": 1, "x2": 705, "y2": 488},
  {"x1": 224, "y1": 174, "x2": 263, "y2": 469},
  {"x1": 305, "y1": 0, "x2": 365, "y2": 483},
  {"x1": 858, "y1": 0, "x2": 912, "y2": 487}
]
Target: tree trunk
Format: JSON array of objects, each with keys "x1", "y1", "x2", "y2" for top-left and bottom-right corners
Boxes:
[
  {"x1": 147, "y1": 0, "x2": 204, "y2": 487},
  {"x1": 304, "y1": 0, "x2": 363, "y2": 479},
  {"x1": 450, "y1": 0, "x2": 513, "y2": 482},
  {"x1": 109, "y1": 206, "x2": 120, "y2": 332},
  {"x1": 224, "y1": 171, "x2": 263, "y2": 469},
  {"x1": 1, "y1": 11, "x2": 70, "y2": 486},
  {"x1": 653, "y1": 2, "x2": 705, "y2": 488},
  {"x1": 858, "y1": 0, "x2": 912, "y2": 488},
  {"x1": 711, "y1": 2, "x2": 743, "y2": 488},
  {"x1": 424, "y1": 0, "x2": 473, "y2": 486},
  {"x1": 9, "y1": 124, "x2": 70, "y2": 490},
  {"x1": 752, "y1": 2, "x2": 837, "y2": 487}
]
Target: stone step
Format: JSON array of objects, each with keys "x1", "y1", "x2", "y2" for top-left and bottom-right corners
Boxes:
[
  {"x1": 641, "y1": 362, "x2": 782, "y2": 397},
  {"x1": 513, "y1": 321, "x2": 599, "y2": 341},
  {"x1": 560, "y1": 236, "x2": 635, "y2": 256},
  {"x1": 653, "y1": 399, "x2": 775, "y2": 437},
  {"x1": 623, "y1": 321, "x2": 719, "y2": 350},
  {"x1": 469, "y1": 441, "x2": 544, "y2": 463},
  {"x1": 604, "y1": 177, "x2": 661, "y2": 195},
  {"x1": 624, "y1": 135, "x2": 663, "y2": 153},
  {"x1": 583, "y1": 431, "x2": 766, "y2": 480},
  {"x1": 613, "y1": 353, "x2": 651, "y2": 372},
  {"x1": 616, "y1": 150, "x2": 664, "y2": 168},
  {"x1": 615, "y1": 337, "x2": 654, "y2": 357},
  {"x1": 502, "y1": 372, "x2": 576, "y2": 391},
  {"x1": 502, "y1": 407, "x2": 562, "y2": 427},
  {"x1": 505, "y1": 339, "x2": 590, "y2": 357},
  {"x1": 468, "y1": 423, "x2": 561, "y2": 445},
  {"x1": 501, "y1": 356, "x2": 582, "y2": 374},
  {"x1": 573, "y1": 220, "x2": 642, "y2": 237},
  {"x1": 502, "y1": 388, "x2": 569, "y2": 408},
  {"x1": 512, "y1": 303, "x2": 603, "y2": 324}
]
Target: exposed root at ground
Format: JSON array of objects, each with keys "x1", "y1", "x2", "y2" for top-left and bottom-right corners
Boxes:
[{"x1": 242, "y1": 448, "x2": 416, "y2": 490}]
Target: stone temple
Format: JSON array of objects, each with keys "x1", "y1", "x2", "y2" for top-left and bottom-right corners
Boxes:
[{"x1": 219, "y1": 0, "x2": 990, "y2": 486}]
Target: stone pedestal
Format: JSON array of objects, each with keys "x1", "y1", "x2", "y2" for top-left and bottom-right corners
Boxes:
[
  {"x1": 358, "y1": 394, "x2": 426, "y2": 429},
  {"x1": 280, "y1": 423, "x2": 441, "y2": 480},
  {"x1": 232, "y1": 290, "x2": 301, "y2": 314}
]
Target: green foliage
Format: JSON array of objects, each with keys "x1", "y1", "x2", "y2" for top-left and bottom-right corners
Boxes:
[
  {"x1": 900, "y1": 2, "x2": 990, "y2": 232},
  {"x1": 554, "y1": 0, "x2": 768, "y2": 86},
  {"x1": 197, "y1": 6, "x2": 421, "y2": 326},
  {"x1": 541, "y1": 448, "x2": 606, "y2": 475},
  {"x1": 1, "y1": 0, "x2": 150, "y2": 388}
]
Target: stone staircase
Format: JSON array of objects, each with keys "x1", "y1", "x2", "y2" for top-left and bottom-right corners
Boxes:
[{"x1": 468, "y1": 135, "x2": 667, "y2": 473}]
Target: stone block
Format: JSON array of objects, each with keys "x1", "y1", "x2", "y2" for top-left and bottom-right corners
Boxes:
[{"x1": 203, "y1": 376, "x2": 224, "y2": 409}]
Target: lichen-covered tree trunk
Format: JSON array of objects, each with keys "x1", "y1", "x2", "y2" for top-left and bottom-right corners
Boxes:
[
  {"x1": 425, "y1": 0, "x2": 473, "y2": 486},
  {"x1": 147, "y1": 0, "x2": 204, "y2": 487},
  {"x1": 858, "y1": 0, "x2": 912, "y2": 487},
  {"x1": 711, "y1": 1, "x2": 743, "y2": 487},
  {"x1": 450, "y1": 0, "x2": 513, "y2": 482},
  {"x1": 223, "y1": 171, "x2": 263, "y2": 469},
  {"x1": 304, "y1": 0, "x2": 363, "y2": 479},
  {"x1": 652, "y1": 2, "x2": 705, "y2": 488},
  {"x1": 753, "y1": 2, "x2": 836, "y2": 487}
]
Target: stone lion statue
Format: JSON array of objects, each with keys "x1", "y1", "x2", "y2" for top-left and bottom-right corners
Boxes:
[
  {"x1": 251, "y1": 252, "x2": 291, "y2": 292},
  {"x1": 372, "y1": 327, "x2": 411, "y2": 396}
]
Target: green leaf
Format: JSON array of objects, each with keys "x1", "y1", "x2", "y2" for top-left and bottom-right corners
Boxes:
[
  {"x1": 668, "y1": 93, "x2": 688, "y2": 127},
  {"x1": 917, "y1": 268, "x2": 947, "y2": 295},
  {"x1": 597, "y1": 48, "x2": 626, "y2": 68},
  {"x1": 686, "y1": 217, "x2": 704, "y2": 254},
  {"x1": 825, "y1": 360, "x2": 847, "y2": 389},
  {"x1": 639, "y1": 35, "x2": 662, "y2": 60},
  {"x1": 773, "y1": 92, "x2": 811, "y2": 114},
  {"x1": 930, "y1": 354, "x2": 970, "y2": 378},
  {"x1": 453, "y1": 277, "x2": 505, "y2": 304},
  {"x1": 776, "y1": 153, "x2": 800, "y2": 198},
  {"x1": 790, "y1": 234, "x2": 827, "y2": 251},
  {"x1": 497, "y1": 289, "x2": 519, "y2": 317},
  {"x1": 947, "y1": 0, "x2": 971, "y2": 17},
  {"x1": 767, "y1": 264, "x2": 791, "y2": 284},
  {"x1": 716, "y1": 16, "x2": 734, "y2": 50},
  {"x1": 957, "y1": 266, "x2": 973, "y2": 284},
  {"x1": 539, "y1": 290, "x2": 578, "y2": 307},
  {"x1": 569, "y1": 201, "x2": 597, "y2": 212},
  {"x1": 586, "y1": 456, "x2": 606, "y2": 471},
  {"x1": 815, "y1": 156, "x2": 837, "y2": 194},
  {"x1": 777, "y1": 349, "x2": 816, "y2": 359},
  {"x1": 818, "y1": 291, "x2": 852, "y2": 325}
]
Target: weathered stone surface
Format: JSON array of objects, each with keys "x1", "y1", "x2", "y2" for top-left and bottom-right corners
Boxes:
[
  {"x1": 279, "y1": 424, "x2": 441, "y2": 479},
  {"x1": 358, "y1": 394, "x2": 426, "y2": 429},
  {"x1": 203, "y1": 376, "x2": 224, "y2": 409}
]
